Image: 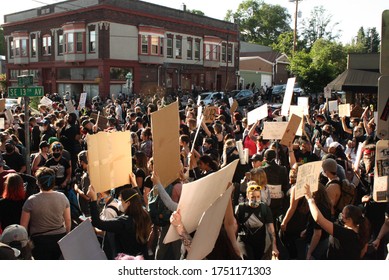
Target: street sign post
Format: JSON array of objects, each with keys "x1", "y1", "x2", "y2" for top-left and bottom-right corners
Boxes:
[
  {"x1": 17, "y1": 75, "x2": 34, "y2": 87},
  {"x1": 8, "y1": 86, "x2": 44, "y2": 98}
]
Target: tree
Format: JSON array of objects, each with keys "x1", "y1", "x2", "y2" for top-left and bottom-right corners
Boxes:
[
  {"x1": 0, "y1": 28, "x2": 5, "y2": 55},
  {"x1": 345, "y1": 26, "x2": 381, "y2": 53},
  {"x1": 289, "y1": 39, "x2": 347, "y2": 94},
  {"x1": 272, "y1": 31, "x2": 294, "y2": 58},
  {"x1": 187, "y1": 9, "x2": 205, "y2": 16},
  {"x1": 225, "y1": 0, "x2": 291, "y2": 46},
  {"x1": 300, "y1": 6, "x2": 341, "y2": 51}
]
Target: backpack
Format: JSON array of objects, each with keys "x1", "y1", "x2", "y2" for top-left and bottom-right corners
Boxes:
[
  {"x1": 147, "y1": 184, "x2": 174, "y2": 227},
  {"x1": 332, "y1": 179, "x2": 356, "y2": 213}
]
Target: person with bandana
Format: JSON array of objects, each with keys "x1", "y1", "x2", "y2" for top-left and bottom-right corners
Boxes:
[
  {"x1": 87, "y1": 185, "x2": 152, "y2": 259},
  {"x1": 235, "y1": 181, "x2": 279, "y2": 259}
]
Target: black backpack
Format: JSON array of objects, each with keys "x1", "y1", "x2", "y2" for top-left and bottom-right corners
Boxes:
[
  {"x1": 147, "y1": 184, "x2": 174, "y2": 226},
  {"x1": 328, "y1": 179, "x2": 356, "y2": 213}
]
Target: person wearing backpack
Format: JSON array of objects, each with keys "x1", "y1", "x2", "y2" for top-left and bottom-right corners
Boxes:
[
  {"x1": 148, "y1": 172, "x2": 182, "y2": 260},
  {"x1": 322, "y1": 158, "x2": 342, "y2": 220},
  {"x1": 235, "y1": 181, "x2": 279, "y2": 260}
]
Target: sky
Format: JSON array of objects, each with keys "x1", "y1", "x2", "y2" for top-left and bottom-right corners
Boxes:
[{"x1": 1, "y1": 0, "x2": 388, "y2": 44}]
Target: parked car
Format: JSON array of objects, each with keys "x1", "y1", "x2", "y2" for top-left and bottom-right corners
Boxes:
[
  {"x1": 199, "y1": 91, "x2": 226, "y2": 105},
  {"x1": 234, "y1": 90, "x2": 254, "y2": 106}
]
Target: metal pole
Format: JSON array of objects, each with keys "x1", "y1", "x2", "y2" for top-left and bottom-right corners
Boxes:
[
  {"x1": 24, "y1": 96, "x2": 31, "y2": 175},
  {"x1": 293, "y1": 0, "x2": 299, "y2": 53}
]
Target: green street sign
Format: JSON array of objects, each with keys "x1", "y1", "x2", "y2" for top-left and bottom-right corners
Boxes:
[
  {"x1": 8, "y1": 86, "x2": 44, "y2": 98},
  {"x1": 17, "y1": 75, "x2": 34, "y2": 87}
]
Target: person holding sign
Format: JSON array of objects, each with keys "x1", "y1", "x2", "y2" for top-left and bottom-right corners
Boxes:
[
  {"x1": 304, "y1": 184, "x2": 371, "y2": 259},
  {"x1": 87, "y1": 184, "x2": 152, "y2": 259}
]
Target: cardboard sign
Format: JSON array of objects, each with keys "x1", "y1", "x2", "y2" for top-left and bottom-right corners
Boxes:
[
  {"x1": 0, "y1": 118, "x2": 4, "y2": 130},
  {"x1": 230, "y1": 100, "x2": 239, "y2": 114},
  {"x1": 187, "y1": 185, "x2": 234, "y2": 260},
  {"x1": 294, "y1": 161, "x2": 323, "y2": 200},
  {"x1": 350, "y1": 104, "x2": 364, "y2": 118},
  {"x1": 374, "y1": 140, "x2": 389, "y2": 202},
  {"x1": 338, "y1": 104, "x2": 351, "y2": 117},
  {"x1": 4, "y1": 109, "x2": 13, "y2": 124},
  {"x1": 328, "y1": 100, "x2": 338, "y2": 113},
  {"x1": 324, "y1": 86, "x2": 331, "y2": 98},
  {"x1": 164, "y1": 159, "x2": 239, "y2": 244},
  {"x1": 203, "y1": 106, "x2": 218, "y2": 124},
  {"x1": 377, "y1": 77, "x2": 389, "y2": 140},
  {"x1": 79, "y1": 92, "x2": 87, "y2": 109},
  {"x1": 40, "y1": 96, "x2": 53, "y2": 106},
  {"x1": 90, "y1": 112, "x2": 108, "y2": 130},
  {"x1": 297, "y1": 97, "x2": 309, "y2": 115},
  {"x1": 87, "y1": 131, "x2": 132, "y2": 193},
  {"x1": 0, "y1": 99, "x2": 5, "y2": 112},
  {"x1": 151, "y1": 101, "x2": 181, "y2": 187},
  {"x1": 281, "y1": 77, "x2": 296, "y2": 116},
  {"x1": 280, "y1": 114, "x2": 302, "y2": 146},
  {"x1": 382, "y1": 10, "x2": 389, "y2": 75},
  {"x1": 65, "y1": 100, "x2": 75, "y2": 113},
  {"x1": 58, "y1": 220, "x2": 107, "y2": 260},
  {"x1": 228, "y1": 97, "x2": 233, "y2": 108},
  {"x1": 262, "y1": 122, "x2": 288, "y2": 140},
  {"x1": 289, "y1": 105, "x2": 304, "y2": 136},
  {"x1": 247, "y1": 103, "x2": 268, "y2": 125}
]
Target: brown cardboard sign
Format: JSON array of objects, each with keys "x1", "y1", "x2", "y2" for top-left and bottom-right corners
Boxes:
[
  {"x1": 0, "y1": 99, "x2": 5, "y2": 112},
  {"x1": 230, "y1": 100, "x2": 239, "y2": 114},
  {"x1": 151, "y1": 101, "x2": 181, "y2": 187},
  {"x1": 203, "y1": 106, "x2": 218, "y2": 124},
  {"x1": 90, "y1": 112, "x2": 108, "y2": 130},
  {"x1": 280, "y1": 114, "x2": 302, "y2": 147},
  {"x1": 350, "y1": 104, "x2": 364, "y2": 118}
]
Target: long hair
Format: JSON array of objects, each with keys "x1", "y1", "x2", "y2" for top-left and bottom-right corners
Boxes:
[
  {"x1": 344, "y1": 205, "x2": 371, "y2": 249},
  {"x1": 2, "y1": 173, "x2": 25, "y2": 200},
  {"x1": 250, "y1": 168, "x2": 267, "y2": 187},
  {"x1": 121, "y1": 188, "x2": 151, "y2": 244},
  {"x1": 135, "y1": 151, "x2": 148, "y2": 176}
]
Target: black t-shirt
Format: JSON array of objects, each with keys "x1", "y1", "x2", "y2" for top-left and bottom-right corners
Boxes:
[
  {"x1": 327, "y1": 223, "x2": 361, "y2": 260},
  {"x1": 2, "y1": 152, "x2": 25, "y2": 172},
  {"x1": 0, "y1": 199, "x2": 25, "y2": 230},
  {"x1": 306, "y1": 202, "x2": 331, "y2": 243},
  {"x1": 45, "y1": 157, "x2": 71, "y2": 187}
]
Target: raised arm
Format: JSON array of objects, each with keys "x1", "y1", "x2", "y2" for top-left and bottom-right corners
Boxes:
[
  {"x1": 281, "y1": 186, "x2": 299, "y2": 231},
  {"x1": 304, "y1": 184, "x2": 334, "y2": 236},
  {"x1": 341, "y1": 116, "x2": 352, "y2": 135}
]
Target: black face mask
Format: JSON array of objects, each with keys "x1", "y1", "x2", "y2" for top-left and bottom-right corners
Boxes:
[
  {"x1": 53, "y1": 152, "x2": 61, "y2": 158},
  {"x1": 5, "y1": 146, "x2": 14, "y2": 153}
]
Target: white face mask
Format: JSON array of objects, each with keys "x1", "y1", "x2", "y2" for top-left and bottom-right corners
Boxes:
[
  {"x1": 117, "y1": 201, "x2": 125, "y2": 213},
  {"x1": 248, "y1": 199, "x2": 261, "y2": 208}
]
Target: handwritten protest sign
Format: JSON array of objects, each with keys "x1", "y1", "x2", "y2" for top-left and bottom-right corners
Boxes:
[
  {"x1": 87, "y1": 131, "x2": 132, "y2": 193},
  {"x1": 151, "y1": 101, "x2": 181, "y2": 187},
  {"x1": 203, "y1": 106, "x2": 218, "y2": 123},
  {"x1": 79, "y1": 92, "x2": 87, "y2": 109},
  {"x1": 90, "y1": 112, "x2": 108, "y2": 130},
  {"x1": 0, "y1": 99, "x2": 5, "y2": 112},
  {"x1": 374, "y1": 140, "x2": 389, "y2": 202},
  {"x1": 281, "y1": 77, "x2": 296, "y2": 116},
  {"x1": 230, "y1": 100, "x2": 239, "y2": 114},
  {"x1": 247, "y1": 103, "x2": 268, "y2": 125},
  {"x1": 262, "y1": 122, "x2": 288, "y2": 140},
  {"x1": 294, "y1": 161, "x2": 323, "y2": 200},
  {"x1": 338, "y1": 104, "x2": 351, "y2": 117}
]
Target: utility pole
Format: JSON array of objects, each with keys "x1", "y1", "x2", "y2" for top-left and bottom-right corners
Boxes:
[{"x1": 289, "y1": 0, "x2": 301, "y2": 54}]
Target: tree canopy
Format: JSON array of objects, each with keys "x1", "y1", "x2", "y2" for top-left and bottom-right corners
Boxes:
[{"x1": 225, "y1": 0, "x2": 291, "y2": 46}]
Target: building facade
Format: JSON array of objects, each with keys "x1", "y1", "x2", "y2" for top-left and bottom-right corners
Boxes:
[{"x1": 2, "y1": 0, "x2": 239, "y2": 101}]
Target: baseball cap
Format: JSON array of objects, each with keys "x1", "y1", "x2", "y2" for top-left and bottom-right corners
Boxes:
[
  {"x1": 39, "y1": 141, "x2": 50, "y2": 149},
  {"x1": 5, "y1": 139, "x2": 16, "y2": 146},
  {"x1": 251, "y1": 153, "x2": 263, "y2": 162},
  {"x1": 322, "y1": 158, "x2": 337, "y2": 173},
  {"x1": 329, "y1": 142, "x2": 342, "y2": 150},
  {"x1": 0, "y1": 224, "x2": 28, "y2": 248}
]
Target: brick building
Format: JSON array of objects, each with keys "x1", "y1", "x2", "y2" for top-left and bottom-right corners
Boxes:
[{"x1": 2, "y1": 0, "x2": 239, "y2": 101}]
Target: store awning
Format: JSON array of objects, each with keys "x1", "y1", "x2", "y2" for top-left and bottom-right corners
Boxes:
[{"x1": 327, "y1": 69, "x2": 380, "y2": 91}]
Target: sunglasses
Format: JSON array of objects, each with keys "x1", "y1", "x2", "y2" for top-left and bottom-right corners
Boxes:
[{"x1": 247, "y1": 185, "x2": 262, "y2": 192}]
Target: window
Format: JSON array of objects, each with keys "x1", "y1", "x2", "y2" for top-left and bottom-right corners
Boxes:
[
  {"x1": 160, "y1": 38, "x2": 164, "y2": 56},
  {"x1": 21, "y1": 39, "x2": 27, "y2": 56},
  {"x1": 221, "y1": 44, "x2": 226, "y2": 62},
  {"x1": 58, "y1": 34, "x2": 64, "y2": 55},
  {"x1": 89, "y1": 29, "x2": 96, "y2": 53},
  {"x1": 205, "y1": 44, "x2": 210, "y2": 60},
  {"x1": 167, "y1": 37, "x2": 173, "y2": 58},
  {"x1": 175, "y1": 37, "x2": 182, "y2": 59},
  {"x1": 227, "y1": 44, "x2": 233, "y2": 63},
  {"x1": 9, "y1": 39, "x2": 14, "y2": 58},
  {"x1": 187, "y1": 38, "x2": 192, "y2": 60},
  {"x1": 151, "y1": 36, "x2": 159, "y2": 55},
  {"x1": 14, "y1": 40, "x2": 20, "y2": 56},
  {"x1": 76, "y1": 32, "x2": 83, "y2": 52},
  {"x1": 141, "y1": 35, "x2": 148, "y2": 54},
  {"x1": 194, "y1": 40, "x2": 200, "y2": 60},
  {"x1": 67, "y1": 33, "x2": 74, "y2": 53},
  {"x1": 211, "y1": 45, "x2": 217, "y2": 61},
  {"x1": 42, "y1": 35, "x2": 52, "y2": 55},
  {"x1": 31, "y1": 34, "x2": 37, "y2": 57}
]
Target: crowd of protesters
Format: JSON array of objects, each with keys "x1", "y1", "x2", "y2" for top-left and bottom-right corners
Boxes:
[{"x1": 0, "y1": 88, "x2": 388, "y2": 261}]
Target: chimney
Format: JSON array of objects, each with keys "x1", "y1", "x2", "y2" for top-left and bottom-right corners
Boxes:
[{"x1": 182, "y1": 3, "x2": 186, "y2": 12}]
